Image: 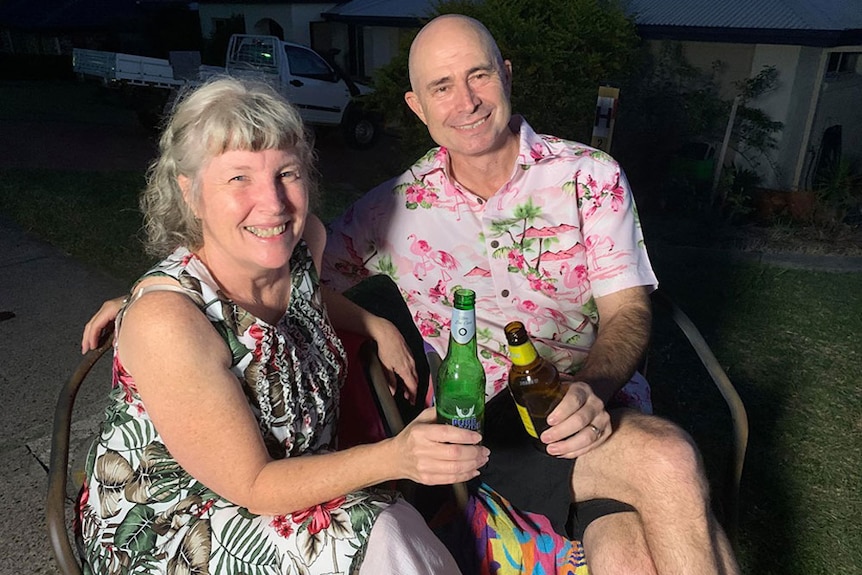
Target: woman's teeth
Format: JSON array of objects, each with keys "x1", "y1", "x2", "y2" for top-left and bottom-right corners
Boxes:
[{"x1": 246, "y1": 224, "x2": 286, "y2": 238}]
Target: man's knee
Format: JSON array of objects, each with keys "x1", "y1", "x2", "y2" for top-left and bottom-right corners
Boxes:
[
  {"x1": 582, "y1": 512, "x2": 658, "y2": 575},
  {"x1": 615, "y1": 412, "x2": 710, "y2": 498}
]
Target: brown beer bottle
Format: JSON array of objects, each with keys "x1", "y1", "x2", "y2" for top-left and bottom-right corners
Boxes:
[{"x1": 504, "y1": 321, "x2": 567, "y2": 441}]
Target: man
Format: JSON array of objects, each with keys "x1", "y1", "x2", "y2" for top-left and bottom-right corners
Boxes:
[{"x1": 322, "y1": 14, "x2": 739, "y2": 575}]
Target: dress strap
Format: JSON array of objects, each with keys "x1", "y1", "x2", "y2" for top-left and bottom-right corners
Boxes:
[
  {"x1": 129, "y1": 283, "x2": 196, "y2": 303},
  {"x1": 116, "y1": 282, "x2": 199, "y2": 334}
]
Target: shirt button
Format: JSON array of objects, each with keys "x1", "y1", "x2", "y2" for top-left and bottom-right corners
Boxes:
[
  {"x1": 501, "y1": 289, "x2": 509, "y2": 298},
  {"x1": 490, "y1": 240, "x2": 499, "y2": 248},
  {"x1": 477, "y1": 197, "x2": 485, "y2": 204}
]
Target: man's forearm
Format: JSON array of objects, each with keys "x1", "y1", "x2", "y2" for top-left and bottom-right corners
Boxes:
[{"x1": 577, "y1": 291, "x2": 652, "y2": 404}]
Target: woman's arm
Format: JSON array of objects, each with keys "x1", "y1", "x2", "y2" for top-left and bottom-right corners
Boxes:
[
  {"x1": 304, "y1": 214, "x2": 419, "y2": 400},
  {"x1": 119, "y1": 290, "x2": 485, "y2": 515}
]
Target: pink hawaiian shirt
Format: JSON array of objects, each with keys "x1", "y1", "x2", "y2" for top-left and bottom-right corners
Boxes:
[{"x1": 323, "y1": 117, "x2": 658, "y2": 411}]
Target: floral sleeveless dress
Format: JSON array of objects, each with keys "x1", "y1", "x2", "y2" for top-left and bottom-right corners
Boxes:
[{"x1": 78, "y1": 242, "x2": 397, "y2": 575}]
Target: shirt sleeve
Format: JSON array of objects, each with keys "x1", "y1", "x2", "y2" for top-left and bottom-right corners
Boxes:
[
  {"x1": 321, "y1": 177, "x2": 398, "y2": 293},
  {"x1": 579, "y1": 160, "x2": 658, "y2": 297}
]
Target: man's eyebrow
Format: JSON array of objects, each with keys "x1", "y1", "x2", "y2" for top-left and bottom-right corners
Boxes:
[{"x1": 424, "y1": 64, "x2": 496, "y2": 91}]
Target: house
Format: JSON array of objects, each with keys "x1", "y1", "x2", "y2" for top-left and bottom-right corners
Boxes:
[{"x1": 631, "y1": 0, "x2": 862, "y2": 193}]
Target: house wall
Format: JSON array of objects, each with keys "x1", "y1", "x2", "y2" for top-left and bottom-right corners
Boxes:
[
  {"x1": 679, "y1": 41, "x2": 754, "y2": 99},
  {"x1": 747, "y1": 44, "x2": 807, "y2": 189},
  {"x1": 361, "y1": 26, "x2": 404, "y2": 75},
  {"x1": 808, "y1": 47, "x2": 862, "y2": 186},
  {"x1": 199, "y1": 3, "x2": 337, "y2": 46},
  {"x1": 676, "y1": 41, "x2": 823, "y2": 190}
]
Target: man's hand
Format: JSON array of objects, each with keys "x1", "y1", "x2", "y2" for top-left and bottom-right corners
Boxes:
[{"x1": 540, "y1": 375, "x2": 612, "y2": 459}]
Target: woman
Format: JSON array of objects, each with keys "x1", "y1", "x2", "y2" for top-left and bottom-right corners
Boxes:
[{"x1": 78, "y1": 77, "x2": 485, "y2": 574}]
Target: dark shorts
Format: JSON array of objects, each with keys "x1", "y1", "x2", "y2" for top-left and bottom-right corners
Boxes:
[{"x1": 476, "y1": 392, "x2": 635, "y2": 540}]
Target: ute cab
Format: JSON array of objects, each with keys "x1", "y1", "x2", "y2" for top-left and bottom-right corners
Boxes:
[{"x1": 226, "y1": 34, "x2": 379, "y2": 148}]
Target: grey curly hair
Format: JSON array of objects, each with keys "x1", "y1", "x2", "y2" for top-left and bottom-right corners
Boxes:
[{"x1": 141, "y1": 76, "x2": 317, "y2": 257}]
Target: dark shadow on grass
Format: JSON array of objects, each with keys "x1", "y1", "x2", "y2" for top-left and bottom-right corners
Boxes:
[{"x1": 647, "y1": 242, "x2": 793, "y2": 575}]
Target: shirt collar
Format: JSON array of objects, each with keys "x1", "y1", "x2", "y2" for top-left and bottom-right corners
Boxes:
[{"x1": 413, "y1": 115, "x2": 552, "y2": 182}]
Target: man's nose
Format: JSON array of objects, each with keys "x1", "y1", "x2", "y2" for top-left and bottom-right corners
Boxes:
[{"x1": 454, "y1": 82, "x2": 481, "y2": 112}]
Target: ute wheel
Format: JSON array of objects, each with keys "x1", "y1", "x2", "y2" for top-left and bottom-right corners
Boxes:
[{"x1": 342, "y1": 110, "x2": 379, "y2": 150}]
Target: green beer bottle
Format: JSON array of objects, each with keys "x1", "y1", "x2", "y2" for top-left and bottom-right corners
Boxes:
[{"x1": 436, "y1": 289, "x2": 485, "y2": 433}]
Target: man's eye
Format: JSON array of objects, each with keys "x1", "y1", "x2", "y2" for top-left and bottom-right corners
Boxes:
[{"x1": 229, "y1": 175, "x2": 248, "y2": 182}]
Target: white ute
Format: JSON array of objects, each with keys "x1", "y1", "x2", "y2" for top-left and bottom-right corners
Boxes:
[{"x1": 72, "y1": 34, "x2": 381, "y2": 149}]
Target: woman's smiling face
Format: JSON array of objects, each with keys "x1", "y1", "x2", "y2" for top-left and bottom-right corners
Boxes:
[{"x1": 182, "y1": 147, "x2": 308, "y2": 277}]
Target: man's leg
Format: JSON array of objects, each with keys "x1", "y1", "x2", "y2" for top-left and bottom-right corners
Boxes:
[
  {"x1": 572, "y1": 409, "x2": 740, "y2": 575},
  {"x1": 581, "y1": 512, "x2": 658, "y2": 575}
]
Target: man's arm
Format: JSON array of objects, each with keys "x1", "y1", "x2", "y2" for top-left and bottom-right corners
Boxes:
[
  {"x1": 543, "y1": 285, "x2": 652, "y2": 458},
  {"x1": 576, "y1": 285, "x2": 652, "y2": 404}
]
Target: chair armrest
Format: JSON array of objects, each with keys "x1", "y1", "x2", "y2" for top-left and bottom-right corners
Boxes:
[
  {"x1": 651, "y1": 288, "x2": 748, "y2": 546},
  {"x1": 47, "y1": 328, "x2": 113, "y2": 575}
]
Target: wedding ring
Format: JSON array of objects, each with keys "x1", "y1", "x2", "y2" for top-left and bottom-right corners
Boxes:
[{"x1": 589, "y1": 424, "x2": 603, "y2": 439}]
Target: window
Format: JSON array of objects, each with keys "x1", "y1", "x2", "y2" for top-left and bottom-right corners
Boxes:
[
  {"x1": 826, "y1": 51, "x2": 861, "y2": 78},
  {"x1": 285, "y1": 45, "x2": 336, "y2": 81}
]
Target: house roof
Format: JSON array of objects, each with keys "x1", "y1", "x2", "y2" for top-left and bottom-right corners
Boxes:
[
  {"x1": 322, "y1": 0, "x2": 862, "y2": 46},
  {"x1": 322, "y1": 0, "x2": 435, "y2": 26},
  {"x1": 0, "y1": 0, "x2": 192, "y2": 30},
  {"x1": 632, "y1": 0, "x2": 862, "y2": 45}
]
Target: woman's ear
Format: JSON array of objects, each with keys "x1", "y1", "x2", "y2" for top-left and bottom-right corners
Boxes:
[{"x1": 177, "y1": 175, "x2": 198, "y2": 217}]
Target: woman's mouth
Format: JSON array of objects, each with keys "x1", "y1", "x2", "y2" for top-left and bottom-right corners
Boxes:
[{"x1": 245, "y1": 224, "x2": 286, "y2": 238}]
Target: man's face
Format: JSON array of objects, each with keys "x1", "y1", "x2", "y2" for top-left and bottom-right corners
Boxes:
[{"x1": 405, "y1": 23, "x2": 513, "y2": 161}]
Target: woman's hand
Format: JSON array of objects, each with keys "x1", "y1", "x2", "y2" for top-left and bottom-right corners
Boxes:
[
  {"x1": 391, "y1": 407, "x2": 488, "y2": 485},
  {"x1": 81, "y1": 296, "x2": 125, "y2": 353},
  {"x1": 370, "y1": 318, "x2": 419, "y2": 404}
]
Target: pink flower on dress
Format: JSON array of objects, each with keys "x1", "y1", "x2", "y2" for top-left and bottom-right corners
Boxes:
[
  {"x1": 249, "y1": 323, "x2": 265, "y2": 360},
  {"x1": 291, "y1": 496, "x2": 347, "y2": 535},
  {"x1": 112, "y1": 355, "x2": 138, "y2": 404},
  {"x1": 195, "y1": 499, "x2": 215, "y2": 518},
  {"x1": 270, "y1": 515, "x2": 294, "y2": 538}
]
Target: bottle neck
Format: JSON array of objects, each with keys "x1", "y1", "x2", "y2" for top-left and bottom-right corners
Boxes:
[{"x1": 508, "y1": 341, "x2": 539, "y2": 366}]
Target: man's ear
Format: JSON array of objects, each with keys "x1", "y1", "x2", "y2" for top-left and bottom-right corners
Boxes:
[
  {"x1": 404, "y1": 91, "x2": 428, "y2": 126},
  {"x1": 503, "y1": 59, "x2": 513, "y2": 96}
]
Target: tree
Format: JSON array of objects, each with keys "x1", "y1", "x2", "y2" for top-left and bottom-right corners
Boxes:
[{"x1": 368, "y1": 0, "x2": 641, "y2": 166}]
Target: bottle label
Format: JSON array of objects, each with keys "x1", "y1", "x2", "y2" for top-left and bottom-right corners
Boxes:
[
  {"x1": 450, "y1": 308, "x2": 476, "y2": 345},
  {"x1": 509, "y1": 342, "x2": 538, "y2": 366},
  {"x1": 514, "y1": 402, "x2": 539, "y2": 438}
]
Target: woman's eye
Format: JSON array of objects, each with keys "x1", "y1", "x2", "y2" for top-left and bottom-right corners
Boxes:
[{"x1": 280, "y1": 170, "x2": 300, "y2": 181}]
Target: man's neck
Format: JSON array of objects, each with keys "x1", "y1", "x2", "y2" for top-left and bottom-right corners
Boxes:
[{"x1": 448, "y1": 132, "x2": 519, "y2": 201}]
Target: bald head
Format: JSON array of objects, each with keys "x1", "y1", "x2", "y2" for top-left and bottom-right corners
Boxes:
[{"x1": 408, "y1": 14, "x2": 505, "y2": 92}]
